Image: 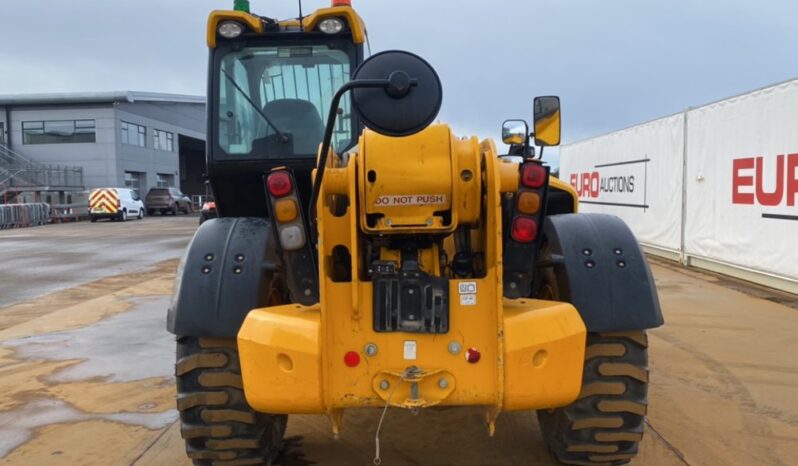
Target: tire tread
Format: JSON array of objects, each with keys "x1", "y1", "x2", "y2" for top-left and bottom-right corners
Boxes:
[
  {"x1": 538, "y1": 331, "x2": 649, "y2": 465},
  {"x1": 176, "y1": 337, "x2": 286, "y2": 466}
]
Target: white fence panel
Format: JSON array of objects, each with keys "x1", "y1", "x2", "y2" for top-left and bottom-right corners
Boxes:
[
  {"x1": 684, "y1": 80, "x2": 798, "y2": 281},
  {"x1": 560, "y1": 114, "x2": 685, "y2": 253}
]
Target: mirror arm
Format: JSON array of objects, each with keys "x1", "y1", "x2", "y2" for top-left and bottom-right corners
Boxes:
[
  {"x1": 308, "y1": 78, "x2": 418, "y2": 242},
  {"x1": 525, "y1": 132, "x2": 532, "y2": 159}
]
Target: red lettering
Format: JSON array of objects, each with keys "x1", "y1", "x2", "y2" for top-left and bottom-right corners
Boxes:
[
  {"x1": 732, "y1": 158, "x2": 755, "y2": 204},
  {"x1": 581, "y1": 173, "x2": 591, "y2": 197},
  {"x1": 574, "y1": 172, "x2": 601, "y2": 198},
  {"x1": 788, "y1": 153, "x2": 798, "y2": 206},
  {"x1": 755, "y1": 155, "x2": 784, "y2": 206},
  {"x1": 590, "y1": 172, "x2": 600, "y2": 198}
]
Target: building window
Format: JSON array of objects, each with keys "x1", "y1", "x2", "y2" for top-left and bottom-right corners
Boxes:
[
  {"x1": 153, "y1": 129, "x2": 174, "y2": 152},
  {"x1": 0, "y1": 122, "x2": 5, "y2": 144},
  {"x1": 156, "y1": 173, "x2": 175, "y2": 188},
  {"x1": 22, "y1": 119, "x2": 96, "y2": 144},
  {"x1": 124, "y1": 171, "x2": 144, "y2": 191},
  {"x1": 121, "y1": 121, "x2": 146, "y2": 147}
]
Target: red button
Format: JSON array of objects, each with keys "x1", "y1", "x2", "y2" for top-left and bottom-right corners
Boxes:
[
  {"x1": 465, "y1": 347, "x2": 481, "y2": 364},
  {"x1": 344, "y1": 351, "x2": 360, "y2": 367}
]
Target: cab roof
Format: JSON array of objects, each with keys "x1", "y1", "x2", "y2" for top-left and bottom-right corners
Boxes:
[{"x1": 207, "y1": 5, "x2": 366, "y2": 48}]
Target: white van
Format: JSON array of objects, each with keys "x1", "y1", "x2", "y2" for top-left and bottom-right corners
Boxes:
[{"x1": 88, "y1": 188, "x2": 145, "y2": 222}]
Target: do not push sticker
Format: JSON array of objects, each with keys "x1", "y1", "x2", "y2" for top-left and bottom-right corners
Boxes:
[{"x1": 374, "y1": 194, "x2": 447, "y2": 207}]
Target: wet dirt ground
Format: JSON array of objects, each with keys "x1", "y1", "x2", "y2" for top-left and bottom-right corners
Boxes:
[
  {"x1": 0, "y1": 217, "x2": 796, "y2": 465},
  {"x1": 0, "y1": 216, "x2": 194, "y2": 307}
]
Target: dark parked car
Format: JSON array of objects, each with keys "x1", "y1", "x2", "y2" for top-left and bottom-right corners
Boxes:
[{"x1": 145, "y1": 187, "x2": 192, "y2": 216}]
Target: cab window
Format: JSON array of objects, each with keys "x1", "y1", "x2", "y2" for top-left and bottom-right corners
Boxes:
[{"x1": 217, "y1": 44, "x2": 353, "y2": 158}]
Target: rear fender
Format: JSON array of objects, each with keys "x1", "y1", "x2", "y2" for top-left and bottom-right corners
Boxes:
[
  {"x1": 542, "y1": 213, "x2": 664, "y2": 332},
  {"x1": 167, "y1": 217, "x2": 280, "y2": 337}
]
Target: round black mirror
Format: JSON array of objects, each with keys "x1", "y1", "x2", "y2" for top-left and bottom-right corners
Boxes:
[{"x1": 351, "y1": 50, "x2": 442, "y2": 137}]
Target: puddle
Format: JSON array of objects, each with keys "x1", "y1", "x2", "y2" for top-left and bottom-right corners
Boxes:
[
  {"x1": 0, "y1": 296, "x2": 180, "y2": 458},
  {"x1": 0, "y1": 398, "x2": 177, "y2": 458},
  {"x1": 4, "y1": 296, "x2": 175, "y2": 383}
]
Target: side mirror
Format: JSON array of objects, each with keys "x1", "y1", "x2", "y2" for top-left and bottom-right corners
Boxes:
[
  {"x1": 351, "y1": 50, "x2": 443, "y2": 137},
  {"x1": 310, "y1": 49, "x2": 443, "y2": 233},
  {"x1": 533, "y1": 96, "x2": 561, "y2": 147},
  {"x1": 502, "y1": 119, "x2": 528, "y2": 145}
]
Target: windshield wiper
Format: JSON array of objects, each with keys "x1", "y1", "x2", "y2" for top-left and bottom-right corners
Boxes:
[{"x1": 221, "y1": 69, "x2": 289, "y2": 143}]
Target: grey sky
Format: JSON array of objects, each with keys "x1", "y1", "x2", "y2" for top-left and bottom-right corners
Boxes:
[{"x1": 2, "y1": 0, "x2": 798, "y2": 158}]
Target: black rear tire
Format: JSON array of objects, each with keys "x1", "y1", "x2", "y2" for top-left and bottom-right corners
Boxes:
[
  {"x1": 538, "y1": 331, "x2": 649, "y2": 465},
  {"x1": 176, "y1": 336, "x2": 287, "y2": 465}
]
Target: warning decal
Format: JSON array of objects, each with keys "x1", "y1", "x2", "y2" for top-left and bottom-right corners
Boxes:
[
  {"x1": 374, "y1": 194, "x2": 447, "y2": 207},
  {"x1": 458, "y1": 282, "x2": 477, "y2": 294},
  {"x1": 460, "y1": 294, "x2": 477, "y2": 306},
  {"x1": 458, "y1": 282, "x2": 477, "y2": 306}
]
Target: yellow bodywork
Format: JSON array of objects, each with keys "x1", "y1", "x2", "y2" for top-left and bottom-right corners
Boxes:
[
  {"x1": 279, "y1": 6, "x2": 367, "y2": 44},
  {"x1": 206, "y1": 10, "x2": 265, "y2": 48},
  {"x1": 207, "y1": 6, "x2": 367, "y2": 48},
  {"x1": 238, "y1": 125, "x2": 586, "y2": 431},
  {"x1": 359, "y1": 125, "x2": 480, "y2": 233}
]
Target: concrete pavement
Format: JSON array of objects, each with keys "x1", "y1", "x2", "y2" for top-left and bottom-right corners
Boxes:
[
  {"x1": 0, "y1": 218, "x2": 796, "y2": 465},
  {"x1": 0, "y1": 216, "x2": 196, "y2": 307}
]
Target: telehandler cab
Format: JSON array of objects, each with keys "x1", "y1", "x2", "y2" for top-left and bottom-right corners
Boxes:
[{"x1": 168, "y1": 1, "x2": 663, "y2": 465}]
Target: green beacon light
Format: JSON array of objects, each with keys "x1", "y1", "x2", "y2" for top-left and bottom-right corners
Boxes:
[{"x1": 233, "y1": 0, "x2": 250, "y2": 13}]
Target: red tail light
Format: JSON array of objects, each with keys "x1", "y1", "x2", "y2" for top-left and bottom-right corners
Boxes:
[
  {"x1": 116, "y1": 199, "x2": 121, "y2": 208},
  {"x1": 521, "y1": 164, "x2": 547, "y2": 189},
  {"x1": 267, "y1": 171, "x2": 293, "y2": 197},
  {"x1": 511, "y1": 216, "x2": 538, "y2": 243}
]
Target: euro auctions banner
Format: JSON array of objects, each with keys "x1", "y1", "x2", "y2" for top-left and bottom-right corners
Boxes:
[
  {"x1": 560, "y1": 114, "x2": 685, "y2": 252},
  {"x1": 685, "y1": 80, "x2": 798, "y2": 280}
]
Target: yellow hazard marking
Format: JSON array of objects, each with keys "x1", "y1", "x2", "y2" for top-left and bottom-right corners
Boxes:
[{"x1": 89, "y1": 189, "x2": 120, "y2": 214}]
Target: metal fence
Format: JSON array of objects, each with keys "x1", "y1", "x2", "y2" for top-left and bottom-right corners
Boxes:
[
  {"x1": 0, "y1": 203, "x2": 51, "y2": 229},
  {"x1": 191, "y1": 195, "x2": 213, "y2": 210},
  {"x1": 49, "y1": 203, "x2": 87, "y2": 223}
]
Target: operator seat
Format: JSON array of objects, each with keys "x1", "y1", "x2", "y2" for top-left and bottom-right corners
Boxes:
[{"x1": 259, "y1": 99, "x2": 325, "y2": 155}]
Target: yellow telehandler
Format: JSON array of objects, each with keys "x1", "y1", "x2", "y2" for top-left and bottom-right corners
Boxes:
[{"x1": 168, "y1": 1, "x2": 663, "y2": 464}]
